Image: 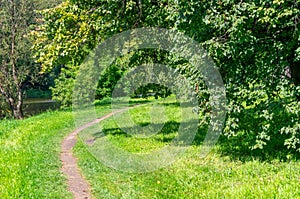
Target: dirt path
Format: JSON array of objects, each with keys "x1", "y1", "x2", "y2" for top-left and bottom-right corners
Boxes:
[{"x1": 60, "y1": 109, "x2": 127, "y2": 199}]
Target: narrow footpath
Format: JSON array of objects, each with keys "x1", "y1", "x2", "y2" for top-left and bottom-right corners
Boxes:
[{"x1": 60, "y1": 109, "x2": 126, "y2": 199}]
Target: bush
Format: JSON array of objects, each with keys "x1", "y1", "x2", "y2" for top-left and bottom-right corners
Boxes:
[
  {"x1": 25, "y1": 88, "x2": 52, "y2": 99},
  {"x1": 222, "y1": 80, "x2": 300, "y2": 159},
  {"x1": 50, "y1": 65, "x2": 78, "y2": 107}
]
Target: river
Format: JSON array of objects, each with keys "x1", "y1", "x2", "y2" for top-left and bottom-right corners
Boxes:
[{"x1": 23, "y1": 98, "x2": 60, "y2": 116}]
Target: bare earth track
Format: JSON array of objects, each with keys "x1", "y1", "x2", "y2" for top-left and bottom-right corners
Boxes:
[{"x1": 60, "y1": 109, "x2": 126, "y2": 199}]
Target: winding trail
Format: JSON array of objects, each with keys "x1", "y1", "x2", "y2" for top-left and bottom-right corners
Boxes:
[{"x1": 60, "y1": 109, "x2": 127, "y2": 199}]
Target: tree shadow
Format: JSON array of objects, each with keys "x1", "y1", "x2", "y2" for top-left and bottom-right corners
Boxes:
[
  {"x1": 90, "y1": 97, "x2": 300, "y2": 162},
  {"x1": 91, "y1": 119, "x2": 207, "y2": 146},
  {"x1": 94, "y1": 98, "x2": 152, "y2": 107}
]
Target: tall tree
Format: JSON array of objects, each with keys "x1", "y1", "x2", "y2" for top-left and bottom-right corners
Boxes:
[
  {"x1": 0, "y1": 0, "x2": 35, "y2": 119},
  {"x1": 0, "y1": 0, "x2": 61, "y2": 119},
  {"x1": 33, "y1": 0, "x2": 300, "y2": 154}
]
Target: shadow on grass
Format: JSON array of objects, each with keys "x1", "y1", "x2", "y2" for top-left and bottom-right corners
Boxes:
[
  {"x1": 89, "y1": 118, "x2": 300, "y2": 162},
  {"x1": 92, "y1": 120, "x2": 207, "y2": 145},
  {"x1": 93, "y1": 97, "x2": 189, "y2": 108},
  {"x1": 92, "y1": 97, "x2": 300, "y2": 162},
  {"x1": 216, "y1": 135, "x2": 300, "y2": 162},
  {"x1": 94, "y1": 98, "x2": 153, "y2": 107}
]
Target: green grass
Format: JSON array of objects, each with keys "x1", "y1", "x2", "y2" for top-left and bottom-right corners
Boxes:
[
  {"x1": 74, "y1": 98, "x2": 300, "y2": 198},
  {"x1": 2, "y1": 97, "x2": 300, "y2": 198},
  {"x1": 0, "y1": 110, "x2": 74, "y2": 198},
  {"x1": 75, "y1": 143, "x2": 300, "y2": 198},
  {"x1": 0, "y1": 96, "x2": 147, "y2": 198},
  {"x1": 99, "y1": 101, "x2": 180, "y2": 153},
  {"x1": 0, "y1": 102, "x2": 113, "y2": 198}
]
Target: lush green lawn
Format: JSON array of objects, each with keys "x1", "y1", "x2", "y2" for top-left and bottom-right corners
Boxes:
[
  {"x1": 0, "y1": 102, "x2": 112, "y2": 198},
  {"x1": 74, "y1": 98, "x2": 300, "y2": 199},
  {"x1": 0, "y1": 110, "x2": 74, "y2": 198},
  {"x1": 1, "y1": 97, "x2": 300, "y2": 198},
  {"x1": 75, "y1": 142, "x2": 300, "y2": 198}
]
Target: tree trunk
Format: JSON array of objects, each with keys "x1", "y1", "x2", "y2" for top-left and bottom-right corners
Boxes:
[
  {"x1": 6, "y1": 88, "x2": 24, "y2": 120},
  {"x1": 10, "y1": 0, "x2": 23, "y2": 119},
  {"x1": 14, "y1": 88, "x2": 24, "y2": 119},
  {"x1": 13, "y1": 104, "x2": 23, "y2": 120},
  {"x1": 7, "y1": 94, "x2": 24, "y2": 120}
]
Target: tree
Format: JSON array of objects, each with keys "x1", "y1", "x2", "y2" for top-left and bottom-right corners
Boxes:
[
  {"x1": 196, "y1": 0, "x2": 300, "y2": 154},
  {"x1": 0, "y1": 0, "x2": 62, "y2": 119},
  {"x1": 33, "y1": 0, "x2": 300, "y2": 155},
  {"x1": 32, "y1": 0, "x2": 178, "y2": 106},
  {"x1": 0, "y1": 0, "x2": 38, "y2": 119}
]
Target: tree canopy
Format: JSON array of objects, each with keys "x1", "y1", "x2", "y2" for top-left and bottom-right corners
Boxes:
[
  {"x1": 0, "y1": 0, "x2": 39, "y2": 119},
  {"x1": 32, "y1": 0, "x2": 300, "y2": 156},
  {"x1": 0, "y1": 0, "x2": 63, "y2": 119}
]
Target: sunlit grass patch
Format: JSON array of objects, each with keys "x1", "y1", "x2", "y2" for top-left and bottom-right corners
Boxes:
[
  {"x1": 0, "y1": 111, "x2": 75, "y2": 198},
  {"x1": 74, "y1": 97, "x2": 300, "y2": 198}
]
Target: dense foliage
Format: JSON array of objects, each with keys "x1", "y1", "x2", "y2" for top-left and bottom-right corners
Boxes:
[
  {"x1": 33, "y1": 0, "x2": 300, "y2": 156},
  {"x1": 0, "y1": 0, "x2": 38, "y2": 119},
  {"x1": 199, "y1": 0, "x2": 300, "y2": 155},
  {"x1": 0, "y1": 0, "x2": 63, "y2": 119}
]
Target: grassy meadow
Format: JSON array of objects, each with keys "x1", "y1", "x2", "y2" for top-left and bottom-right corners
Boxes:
[
  {"x1": 0, "y1": 110, "x2": 74, "y2": 198},
  {"x1": 75, "y1": 98, "x2": 300, "y2": 198},
  {"x1": 1, "y1": 97, "x2": 300, "y2": 198}
]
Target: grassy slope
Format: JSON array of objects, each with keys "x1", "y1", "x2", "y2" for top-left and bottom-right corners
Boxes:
[
  {"x1": 1, "y1": 98, "x2": 300, "y2": 198},
  {"x1": 0, "y1": 102, "x2": 112, "y2": 198},
  {"x1": 74, "y1": 99, "x2": 300, "y2": 199},
  {"x1": 0, "y1": 111, "x2": 75, "y2": 198}
]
